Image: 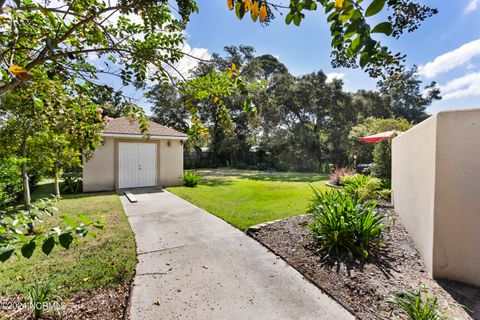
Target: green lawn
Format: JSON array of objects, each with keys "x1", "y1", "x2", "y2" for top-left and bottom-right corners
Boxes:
[
  {"x1": 168, "y1": 169, "x2": 329, "y2": 230},
  {"x1": 0, "y1": 181, "x2": 136, "y2": 296}
]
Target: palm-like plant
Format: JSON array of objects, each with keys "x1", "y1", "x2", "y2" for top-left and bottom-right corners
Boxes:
[
  {"x1": 307, "y1": 188, "x2": 385, "y2": 259},
  {"x1": 25, "y1": 281, "x2": 53, "y2": 319},
  {"x1": 383, "y1": 285, "x2": 446, "y2": 320}
]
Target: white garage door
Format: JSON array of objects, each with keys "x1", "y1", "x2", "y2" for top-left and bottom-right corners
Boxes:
[{"x1": 119, "y1": 143, "x2": 157, "y2": 189}]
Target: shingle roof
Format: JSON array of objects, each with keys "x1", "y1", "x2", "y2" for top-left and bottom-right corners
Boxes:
[{"x1": 103, "y1": 117, "x2": 187, "y2": 137}]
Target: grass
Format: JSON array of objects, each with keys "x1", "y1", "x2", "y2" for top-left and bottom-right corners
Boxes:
[
  {"x1": 168, "y1": 168, "x2": 329, "y2": 230},
  {"x1": 0, "y1": 181, "x2": 136, "y2": 296}
]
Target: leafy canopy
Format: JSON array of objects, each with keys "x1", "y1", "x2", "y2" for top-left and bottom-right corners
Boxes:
[
  {"x1": 0, "y1": 0, "x2": 199, "y2": 94},
  {"x1": 228, "y1": 0, "x2": 438, "y2": 78}
]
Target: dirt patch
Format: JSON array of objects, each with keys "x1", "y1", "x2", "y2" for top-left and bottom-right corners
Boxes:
[
  {"x1": 0, "y1": 284, "x2": 129, "y2": 320},
  {"x1": 250, "y1": 205, "x2": 472, "y2": 319}
]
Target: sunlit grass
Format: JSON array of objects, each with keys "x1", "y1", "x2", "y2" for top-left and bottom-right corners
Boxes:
[
  {"x1": 0, "y1": 183, "x2": 136, "y2": 295},
  {"x1": 169, "y1": 168, "x2": 329, "y2": 230}
]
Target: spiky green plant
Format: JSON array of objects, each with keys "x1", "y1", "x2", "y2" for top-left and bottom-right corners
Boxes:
[
  {"x1": 182, "y1": 170, "x2": 201, "y2": 187},
  {"x1": 24, "y1": 281, "x2": 53, "y2": 319},
  {"x1": 383, "y1": 285, "x2": 446, "y2": 320},
  {"x1": 307, "y1": 188, "x2": 385, "y2": 259}
]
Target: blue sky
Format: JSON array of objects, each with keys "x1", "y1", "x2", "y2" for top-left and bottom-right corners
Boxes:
[
  {"x1": 108, "y1": 1, "x2": 480, "y2": 115},
  {"x1": 178, "y1": 0, "x2": 480, "y2": 114}
]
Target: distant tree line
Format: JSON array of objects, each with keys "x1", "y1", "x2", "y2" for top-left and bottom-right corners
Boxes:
[{"x1": 148, "y1": 45, "x2": 441, "y2": 172}]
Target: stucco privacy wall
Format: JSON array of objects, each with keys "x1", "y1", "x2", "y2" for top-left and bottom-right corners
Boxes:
[
  {"x1": 392, "y1": 109, "x2": 480, "y2": 286},
  {"x1": 83, "y1": 137, "x2": 184, "y2": 192},
  {"x1": 392, "y1": 116, "x2": 437, "y2": 271}
]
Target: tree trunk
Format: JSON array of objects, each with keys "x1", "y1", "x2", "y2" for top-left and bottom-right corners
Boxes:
[
  {"x1": 21, "y1": 139, "x2": 31, "y2": 211},
  {"x1": 21, "y1": 137, "x2": 34, "y2": 234},
  {"x1": 54, "y1": 161, "x2": 60, "y2": 197}
]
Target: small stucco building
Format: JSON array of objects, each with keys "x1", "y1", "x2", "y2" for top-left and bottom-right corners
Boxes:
[{"x1": 83, "y1": 117, "x2": 187, "y2": 192}]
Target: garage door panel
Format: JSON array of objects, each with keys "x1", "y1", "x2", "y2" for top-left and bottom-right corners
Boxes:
[
  {"x1": 119, "y1": 143, "x2": 157, "y2": 189},
  {"x1": 138, "y1": 143, "x2": 157, "y2": 187},
  {"x1": 119, "y1": 143, "x2": 138, "y2": 188}
]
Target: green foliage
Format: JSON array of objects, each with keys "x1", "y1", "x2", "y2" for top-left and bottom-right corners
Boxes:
[
  {"x1": 0, "y1": 157, "x2": 23, "y2": 209},
  {"x1": 383, "y1": 285, "x2": 446, "y2": 320},
  {"x1": 0, "y1": 0, "x2": 198, "y2": 94},
  {"x1": 319, "y1": 163, "x2": 334, "y2": 174},
  {"x1": 372, "y1": 140, "x2": 392, "y2": 180},
  {"x1": 348, "y1": 117, "x2": 412, "y2": 163},
  {"x1": 378, "y1": 67, "x2": 441, "y2": 123},
  {"x1": 0, "y1": 197, "x2": 104, "y2": 262},
  {"x1": 0, "y1": 192, "x2": 136, "y2": 296},
  {"x1": 60, "y1": 174, "x2": 82, "y2": 194},
  {"x1": 307, "y1": 188, "x2": 385, "y2": 259},
  {"x1": 341, "y1": 174, "x2": 385, "y2": 200},
  {"x1": 182, "y1": 170, "x2": 201, "y2": 187},
  {"x1": 341, "y1": 173, "x2": 369, "y2": 189},
  {"x1": 24, "y1": 281, "x2": 56, "y2": 319},
  {"x1": 330, "y1": 168, "x2": 355, "y2": 186},
  {"x1": 228, "y1": 0, "x2": 438, "y2": 78}
]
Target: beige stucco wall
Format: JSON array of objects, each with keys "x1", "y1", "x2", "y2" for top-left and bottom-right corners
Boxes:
[
  {"x1": 83, "y1": 137, "x2": 115, "y2": 192},
  {"x1": 433, "y1": 110, "x2": 480, "y2": 285},
  {"x1": 392, "y1": 116, "x2": 437, "y2": 271},
  {"x1": 392, "y1": 109, "x2": 480, "y2": 286},
  {"x1": 83, "y1": 137, "x2": 184, "y2": 192},
  {"x1": 159, "y1": 139, "x2": 184, "y2": 186}
]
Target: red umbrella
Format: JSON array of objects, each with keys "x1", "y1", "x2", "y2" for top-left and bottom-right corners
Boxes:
[{"x1": 358, "y1": 130, "x2": 401, "y2": 143}]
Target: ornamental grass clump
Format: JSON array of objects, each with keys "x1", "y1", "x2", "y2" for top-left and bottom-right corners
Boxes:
[
  {"x1": 182, "y1": 170, "x2": 201, "y2": 187},
  {"x1": 24, "y1": 281, "x2": 55, "y2": 319},
  {"x1": 382, "y1": 285, "x2": 446, "y2": 320},
  {"x1": 307, "y1": 188, "x2": 385, "y2": 259}
]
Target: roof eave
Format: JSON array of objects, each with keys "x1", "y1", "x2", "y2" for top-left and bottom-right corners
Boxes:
[{"x1": 102, "y1": 132, "x2": 188, "y2": 140}]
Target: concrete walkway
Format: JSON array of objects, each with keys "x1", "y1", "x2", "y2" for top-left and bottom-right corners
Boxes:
[{"x1": 120, "y1": 188, "x2": 354, "y2": 320}]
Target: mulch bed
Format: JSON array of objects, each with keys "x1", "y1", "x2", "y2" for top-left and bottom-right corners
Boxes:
[
  {"x1": 0, "y1": 284, "x2": 129, "y2": 320},
  {"x1": 250, "y1": 204, "x2": 471, "y2": 319}
]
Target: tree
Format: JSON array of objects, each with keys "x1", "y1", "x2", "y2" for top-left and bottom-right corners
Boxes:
[
  {"x1": 147, "y1": 83, "x2": 190, "y2": 133},
  {"x1": 258, "y1": 69, "x2": 356, "y2": 169},
  {"x1": 184, "y1": 46, "x2": 263, "y2": 166},
  {"x1": 352, "y1": 90, "x2": 391, "y2": 119},
  {"x1": 371, "y1": 139, "x2": 391, "y2": 179},
  {"x1": 378, "y1": 67, "x2": 441, "y2": 123},
  {"x1": 0, "y1": 77, "x2": 106, "y2": 261},
  {"x1": 348, "y1": 117, "x2": 412, "y2": 163},
  {"x1": 228, "y1": 0, "x2": 438, "y2": 78},
  {"x1": 0, "y1": 0, "x2": 199, "y2": 93},
  {"x1": 0, "y1": 76, "x2": 104, "y2": 208},
  {"x1": 255, "y1": 54, "x2": 288, "y2": 81}
]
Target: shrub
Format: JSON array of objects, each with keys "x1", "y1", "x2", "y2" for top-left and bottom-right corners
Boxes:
[
  {"x1": 329, "y1": 167, "x2": 355, "y2": 186},
  {"x1": 341, "y1": 174, "x2": 369, "y2": 191},
  {"x1": 60, "y1": 173, "x2": 82, "y2": 194},
  {"x1": 377, "y1": 188, "x2": 392, "y2": 200},
  {"x1": 341, "y1": 174, "x2": 384, "y2": 200},
  {"x1": 307, "y1": 188, "x2": 385, "y2": 259},
  {"x1": 0, "y1": 157, "x2": 23, "y2": 209},
  {"x1": 383, "y1": 285, "x2": 445, "y2": 320},
  {"x1": 371, "y1": 140, "x2": 392, "y2": 180},
  {"x1": 182, "y1": 170, "x2": 201, "y2": 187},
  {"x1": 24, "y1": 281, "x2": 55, "y2": 319}
]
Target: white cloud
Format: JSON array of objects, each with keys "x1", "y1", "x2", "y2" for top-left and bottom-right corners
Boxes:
[
  {"x1": 172, "y1": 43, "x2": 211, "y2": 78},
  {"x1": 325, "y1": 72, "x2": 345, "y2": 83},
  {"x1": 418, "y1": 38, "x2": 480, "y2": 78},
  {"x1": 439, "y1": 71, "x2": 480, "y2": 100},
  {"x1": 465, "y1": 0, "x2": 480, "y2": 13}
]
